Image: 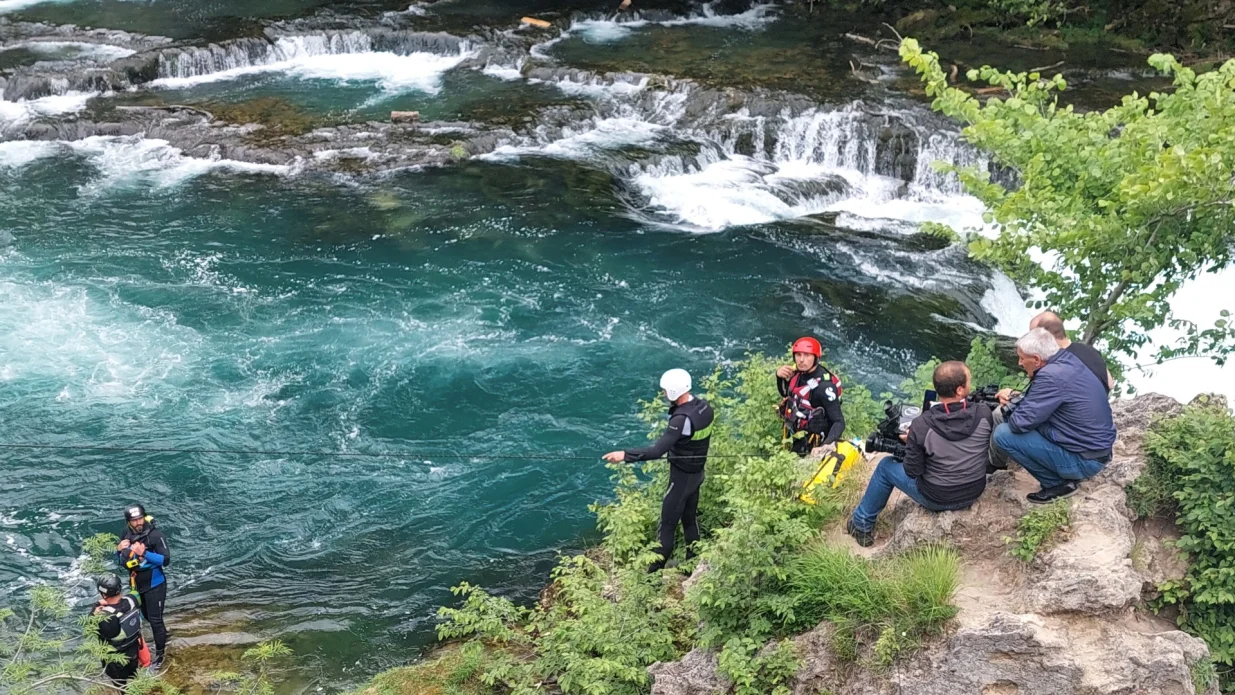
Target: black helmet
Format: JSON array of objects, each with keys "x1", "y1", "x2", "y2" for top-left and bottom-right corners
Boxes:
[
  {"x1": 124, "y1": 504, "x2": 146, "y2": 522},
  {"x1": 96, "y1": 574, "x2": 122, "y2": 598}
]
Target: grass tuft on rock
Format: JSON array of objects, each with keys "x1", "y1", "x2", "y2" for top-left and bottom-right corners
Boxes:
[
  {"x1": 351, "y1": 643, "x2": 490, "y2": 695},
  {"x1": 785, "y1": 544, "x2": 960, "y2": 667}
]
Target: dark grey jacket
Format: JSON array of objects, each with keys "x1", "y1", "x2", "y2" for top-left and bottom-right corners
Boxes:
[{"x1": 903, "y1": 401, "x2": 992, "y2": 505}]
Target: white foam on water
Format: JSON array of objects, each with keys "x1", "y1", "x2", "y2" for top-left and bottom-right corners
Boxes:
[
  {"x1": 659, "y1": 1, "x2": 778, "y2": 28},
  {"x1": 529, "y1": 33, "x2": 566, "y2": 61},
  {"x1": 570, "y1": 18, "x2": 650, "y2": 43},
  {"x1": 0, "y1": 92, "x2": 96, "y2": 128},
  {"x1": 66, "y1": 136, "x2": 291, "y2": 191},
  {"x1": 382, "y1": 2, "x2": 427, "y2": 16},
  {"x1": 980, "y1": 270, "x2": 1037, "y2": 337},
  {"x1": 481, "y1": 62, "x2": 524, "y2": 81},
  {"x1": 282, "y1": 50, "x2": 471, "y2": 95},
  {"x1": 0, "y1": 0, "x2": 69, "y2": 12},
  {"x1": 0, "y1": 277, "x2": 199, "y2": 403},
  {"x1": 567, "y1": 2, "x2": 776, "y2": 43},
  {"x1": 829, "y1": 193, "x2": 988, "y2": 233},
  {"x1": 634, "y1": 155, "x2": 844, "y2": 232},
  {"x1": 0, "y1": 140, "x2": 59, "y2": 168},
  {"x1": 312, "y1": 146, "x2": 375, "y2": 161},
  {"x1": 484, "y1": 117, "x2": 664, "y2": 161},
  {"x1": 5, "y1": 41, "x2": 137, "y2": 62},
  {"x1": 153, "y1": 37, "x2": 473, "y2": 95},
  {"x1": 538, "y1": 74, "x2": 648, "y2": 99}
]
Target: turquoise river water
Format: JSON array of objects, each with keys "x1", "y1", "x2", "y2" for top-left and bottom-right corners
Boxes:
[{"x1": 2, "y1": 0, "x2": 1228, "y2": 690}]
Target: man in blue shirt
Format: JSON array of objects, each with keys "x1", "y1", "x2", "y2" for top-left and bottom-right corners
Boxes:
[{"x1": 993, "y1": 328, "x2": 1117, "y2": 503}]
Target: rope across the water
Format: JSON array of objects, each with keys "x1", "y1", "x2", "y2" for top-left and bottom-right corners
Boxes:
[{"x1": 0, "y1": 442, "x2": 801, "y2": 461}]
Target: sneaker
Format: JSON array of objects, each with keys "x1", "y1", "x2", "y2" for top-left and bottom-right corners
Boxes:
[
  {"x1": 1027, "y1": 481, "x2": 1078, "y2": 504},
  {"x1": 846, "y1": 518, "x2": 874, "y2": 548},
  {"x1": 147, "y1": 658, "x2": 166, "y2": 675}
]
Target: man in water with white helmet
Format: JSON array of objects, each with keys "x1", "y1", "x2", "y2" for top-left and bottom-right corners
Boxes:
[{"x1": 604, "y1": 368, "x2": 714, "y2": 572}]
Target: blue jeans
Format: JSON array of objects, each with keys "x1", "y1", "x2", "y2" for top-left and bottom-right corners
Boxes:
[
  {"x1": 850, "y1": 456, "x2": 974, "y2": 532},
  {"x1": 992, "y1": 423, "x2": 1105, "y2": 489}
]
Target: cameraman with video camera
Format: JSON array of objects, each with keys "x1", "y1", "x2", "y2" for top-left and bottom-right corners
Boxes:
[
  {"x1": 992, "y1": 328, "x2": 1116, "y2": 504},
  {"x1": 846, "y1": 361, "x2": 992, "y2": 548}
]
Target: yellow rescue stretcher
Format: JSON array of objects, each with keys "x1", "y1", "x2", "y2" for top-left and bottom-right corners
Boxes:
[{"x1": 799, "y1": 440, "x2": 861, "y2": 505}]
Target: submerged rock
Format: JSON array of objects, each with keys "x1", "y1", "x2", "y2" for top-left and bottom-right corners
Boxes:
[{"x1": 4, "y1": 103, "x2": 517, "y2": 174}]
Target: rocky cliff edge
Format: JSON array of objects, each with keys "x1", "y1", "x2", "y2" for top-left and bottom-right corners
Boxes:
[{"x1": 650, "y1": 393, "x2": 1220, "y2": 695}]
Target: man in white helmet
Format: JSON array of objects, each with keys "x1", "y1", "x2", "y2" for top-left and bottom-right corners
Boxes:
[{"x1": 604, "y1": 368, "x2": 715, "y2": 572}]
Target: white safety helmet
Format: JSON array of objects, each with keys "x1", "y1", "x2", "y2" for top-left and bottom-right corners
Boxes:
[{"x1": 660, "y1": 368, "x2": 692, "y2": 402}]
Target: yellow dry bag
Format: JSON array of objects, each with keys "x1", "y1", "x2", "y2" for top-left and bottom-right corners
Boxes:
[{"x1": 799, "y1": 440, "x2": 861, "y2": 505}]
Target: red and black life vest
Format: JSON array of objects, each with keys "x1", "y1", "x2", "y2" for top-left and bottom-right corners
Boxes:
[{"x1": 779, "y1": 367, "x2": 842, "y2": 431}]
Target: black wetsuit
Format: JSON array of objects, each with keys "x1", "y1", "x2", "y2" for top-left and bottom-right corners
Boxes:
[
  {"x1": 778, "y1": 365, "x2": 845, "y2": 454},
  {"x1": 95, "y1": 595, "x2": 142, "y2": 684},
  {"x1": 623, "y1": 396, "x2": 714, "y2": 568},
  {"x1": 117, "y1": 525, "x2": 170, "y2": 659}
]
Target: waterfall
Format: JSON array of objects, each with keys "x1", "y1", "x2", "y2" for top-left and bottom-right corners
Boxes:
[
  {"x1": 503, "y1": 69, "x2": 988, "y2": 231},
  {"x1": 154, "y1": 30, "x2": 471, "y2": 82},
  {"x1": 156, "y1": 33, "x2": 374, "y2": 81}
]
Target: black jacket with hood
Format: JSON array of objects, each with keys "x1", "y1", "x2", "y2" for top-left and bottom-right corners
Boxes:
[{"x1": 903, "y1": 400, "x2": 992, "y2": 505}]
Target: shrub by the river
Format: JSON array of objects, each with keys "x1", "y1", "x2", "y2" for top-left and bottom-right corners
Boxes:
[
  {"x1": 433, "y1": 353, "x2": 963, "y2": 694},
  {"x1": 1133, "y1": 397, "x2": 1235, "y2": 691}
]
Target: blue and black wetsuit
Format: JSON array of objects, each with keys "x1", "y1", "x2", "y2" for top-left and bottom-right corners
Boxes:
[
  {"x1": 622, "y1": 396, "x2": 714, "y2": 570},
  {"x1": 117, "y1": 525, "x2": 170, "y2": 658}
]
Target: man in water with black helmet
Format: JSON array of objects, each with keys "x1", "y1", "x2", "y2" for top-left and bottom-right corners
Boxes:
[
  {"x1": 116, "y1": 504, "x2": 171, "y2": 672},
  {"x1": 604, "y1": 368, "x2": 714, "y2": 573},
  {"x1": 91, "y1": 574, "x2": 144, "y2": 685}
]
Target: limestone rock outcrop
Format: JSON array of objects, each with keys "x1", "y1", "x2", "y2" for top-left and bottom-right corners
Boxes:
[{"x1": 649, "y1": 394, "x2": 1220, "y2": 695}]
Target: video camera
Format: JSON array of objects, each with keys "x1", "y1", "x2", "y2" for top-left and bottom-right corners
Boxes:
[
  {"x1": 967, "y1": 384, "x2": 1003, "y2": 407},
  {"x1": 864, "y1": 400, "x2": 922, "y2": 460},
  {"x1": 865, "y1": 383, "x2": 1027, "y2": 461},
  {"x1": 966, "y1": 383, "x2": 1024, "y2": 414}
]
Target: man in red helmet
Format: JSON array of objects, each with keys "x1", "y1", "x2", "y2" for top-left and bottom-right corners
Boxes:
[{"x1": 776, "y1": 337, "x2": 846, "y2": 455}]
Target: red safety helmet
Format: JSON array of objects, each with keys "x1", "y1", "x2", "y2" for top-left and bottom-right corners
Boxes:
[{"x1": 791, "y1": 337, "x2": 822, "y2": 358}]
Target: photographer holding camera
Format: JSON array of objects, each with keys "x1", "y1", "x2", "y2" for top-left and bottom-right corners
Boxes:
[
  {"x1": 992, "y1": 328, "x2": 1116, "y2": 504},
  {"x1": 846, "y1": 361, "x2": 992, "y2": 548}
]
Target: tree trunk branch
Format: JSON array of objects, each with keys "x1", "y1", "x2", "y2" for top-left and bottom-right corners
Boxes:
[
  {"x1": 27, "y1": 673, "x2": 121, "y2": 691},
  {"x1": 6, "y1": 610, "x2": 38, "y2": 669},
  {"x1": 1080, "y1": 200, "x2": 1233, "y2": 344}
]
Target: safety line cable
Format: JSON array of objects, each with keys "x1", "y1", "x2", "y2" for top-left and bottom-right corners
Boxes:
[{"x1": 0, "y1": 442, "x2": 811, "y2": 461}]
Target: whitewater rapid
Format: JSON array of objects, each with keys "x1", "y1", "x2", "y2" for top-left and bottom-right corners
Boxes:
[{"x1": 1, "y1": 0, "x2": 1228, "y2": 406}]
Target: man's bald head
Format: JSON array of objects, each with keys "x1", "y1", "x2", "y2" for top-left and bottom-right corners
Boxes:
[
  {"x1": 932, "y1": 361, "x2": 971, "y2": 399},
  {"x1": 1030, "y1": 311, "x2": 1067, "y2": 340}
]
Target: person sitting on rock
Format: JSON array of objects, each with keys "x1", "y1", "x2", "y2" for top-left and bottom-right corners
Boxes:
[
  {"x1": 847, "y1": 361, "x2": 992, "y2": 547},
  {"x1": 1030, "y1": 311, "x2": 1115, "y2": 392},
  {"x1": 776, "y1": 336, "x2": 845, "y2": 455},
  {"x1": 992, "y1": 328, "x2": 1116, "y2": 504},
  {"x1": 989, "y1": 310, "x2": 1115, "y2": 473}
]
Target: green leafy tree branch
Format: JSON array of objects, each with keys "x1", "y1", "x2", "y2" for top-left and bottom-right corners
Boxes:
[{"x1": 901, "y1": 38, "x2": 1235, "y2": 366}]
